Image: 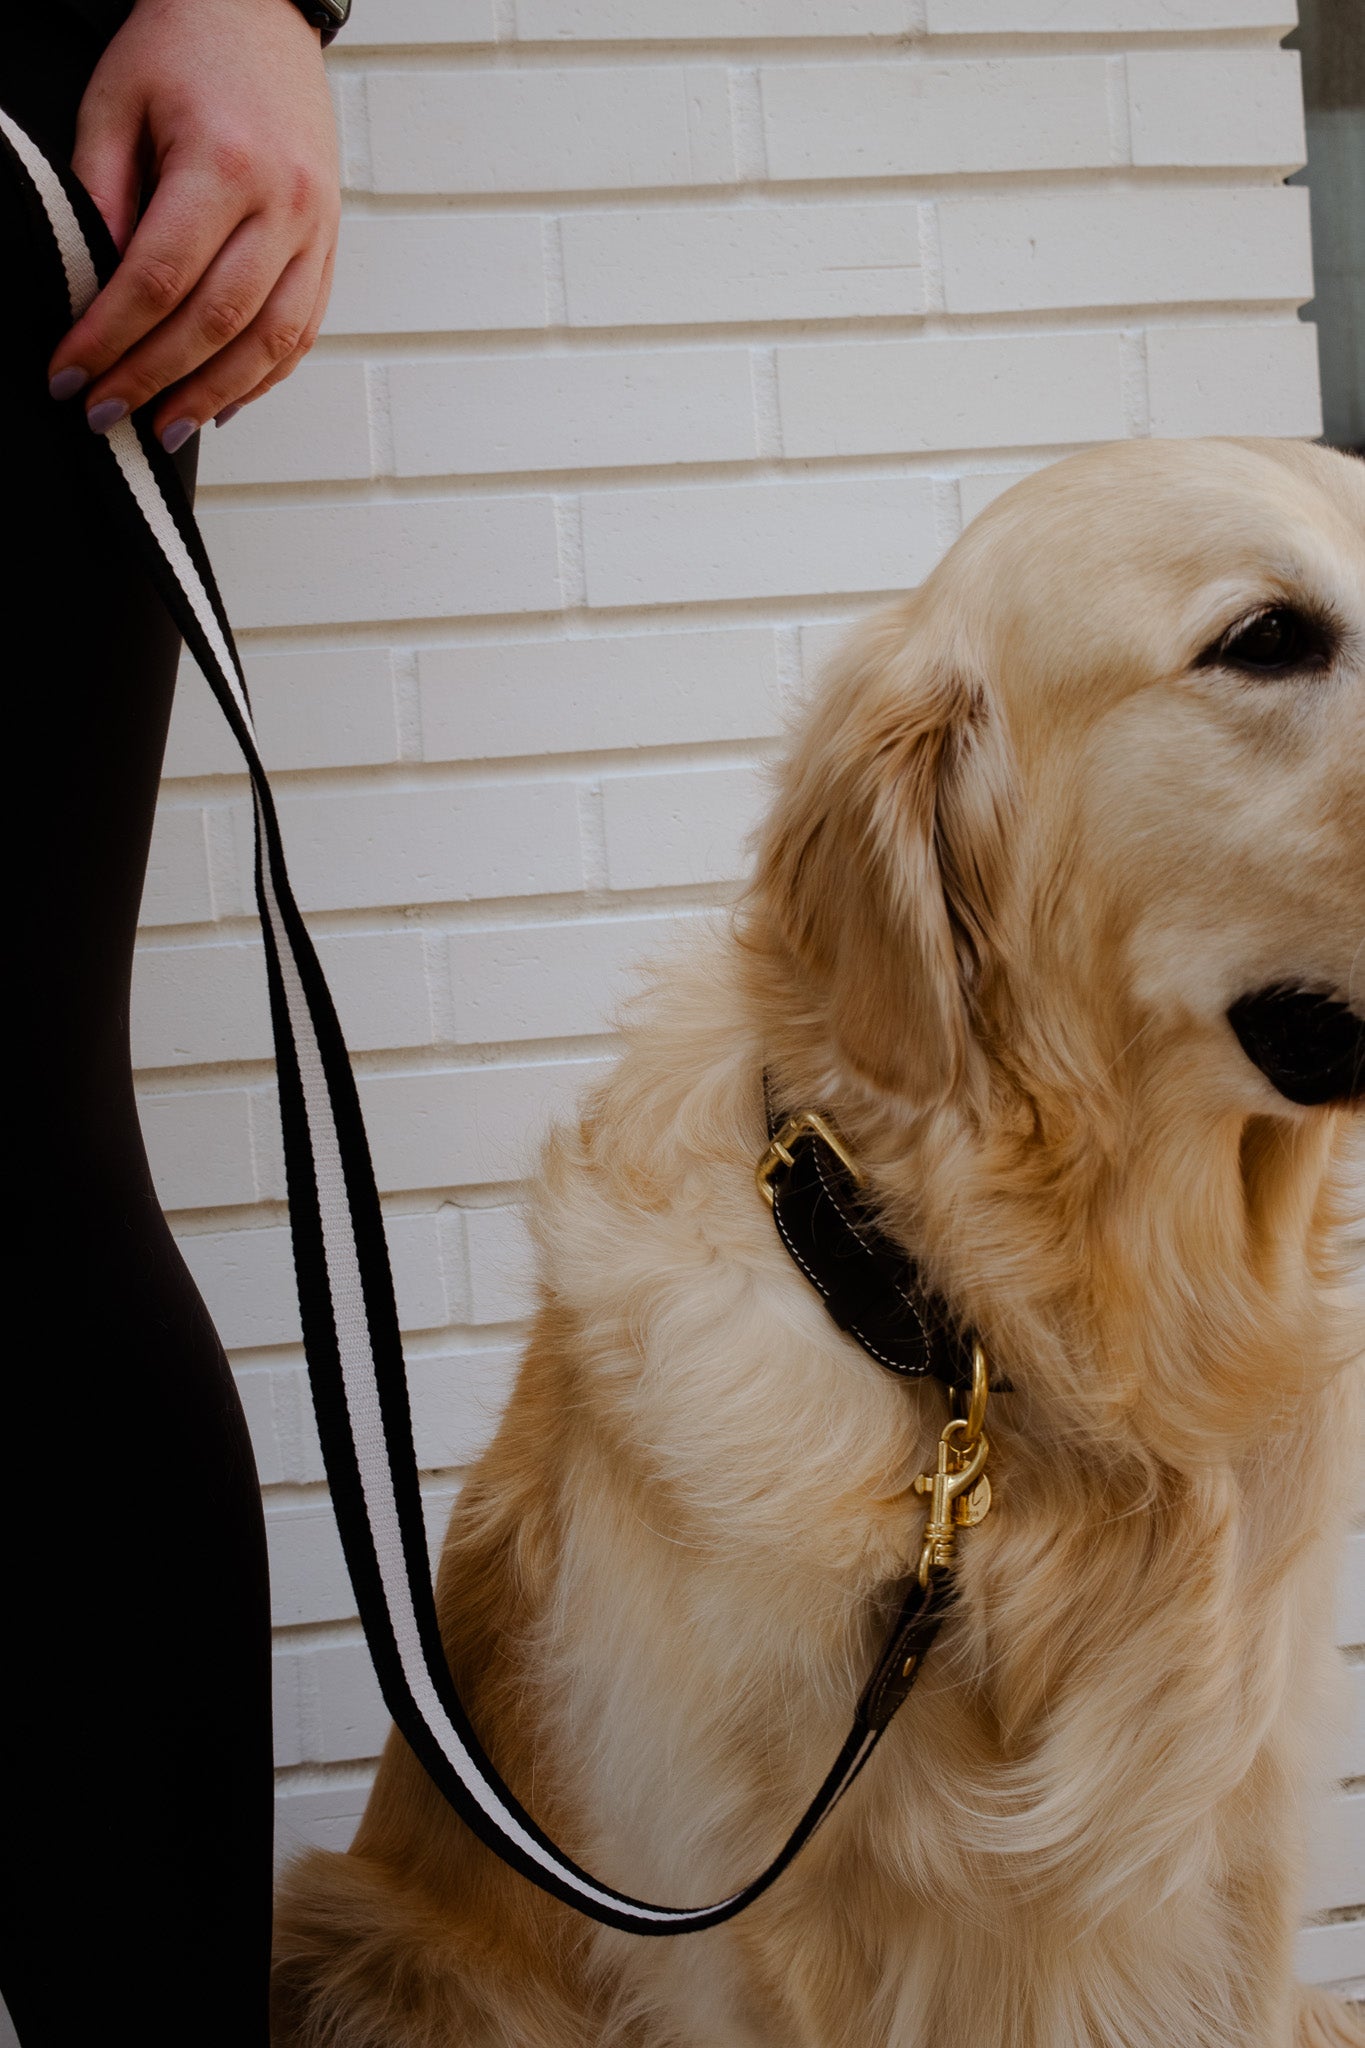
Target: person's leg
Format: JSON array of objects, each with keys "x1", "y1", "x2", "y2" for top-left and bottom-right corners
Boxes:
[{"x1": 0, "y1": 24, "x2": 272, "y2": 2044}]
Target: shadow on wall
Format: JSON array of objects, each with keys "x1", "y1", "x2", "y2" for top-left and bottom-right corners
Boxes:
[{"x1": 1286, "y1": 0, "x2": 1365, "y2": 453}]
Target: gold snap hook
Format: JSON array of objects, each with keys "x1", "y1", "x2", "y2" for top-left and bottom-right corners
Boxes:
[
  {"x1": 914, "y1": 1345, "x2": 994, "y2": 1589},
  {"x1": 952, "y1": 1339, "x2": 990, "y2": 1448},
  {"x1": 913, "y1": 1424, "x2": 990, "y2": 1587}
]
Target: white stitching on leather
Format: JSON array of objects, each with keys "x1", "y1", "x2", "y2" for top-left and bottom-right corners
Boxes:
[
  {"x1": 773, "y1": 1191, "x2": 917, "y2": 1376},
  {"x1": 808, "y1": 1143, "x2": 933, "y2": 1354}
]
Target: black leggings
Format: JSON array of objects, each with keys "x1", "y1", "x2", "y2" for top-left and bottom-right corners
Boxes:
[{"x1": 0, "y1": 18, "x2": 272, "y2": 2044}]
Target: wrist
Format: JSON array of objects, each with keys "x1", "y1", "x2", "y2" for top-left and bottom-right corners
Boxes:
[
  {"x1": 281, "y1": 0, "x2": 350, "y2": 43},
  {"x1": 128, "y1": 0, "x2": 344, "y2": 43}
]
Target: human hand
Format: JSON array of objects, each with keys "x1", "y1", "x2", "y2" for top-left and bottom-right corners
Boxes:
[{"x1": 47, "y1": 0, "x2": 340, "y2": 452}]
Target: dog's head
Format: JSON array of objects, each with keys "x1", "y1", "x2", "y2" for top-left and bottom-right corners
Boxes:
[{"x1": 752, "y1": 439, "x2": 1365, "y2": 1137}]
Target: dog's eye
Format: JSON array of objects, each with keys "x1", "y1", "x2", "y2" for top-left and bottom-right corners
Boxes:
[{"x1": 1203, "y1": 606, "x2": 1333, "y2": 676}]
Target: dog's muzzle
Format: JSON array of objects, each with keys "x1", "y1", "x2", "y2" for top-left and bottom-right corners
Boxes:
[{"x1": 1228, "y1": 986, "x2": 1365, "y2": 1107}]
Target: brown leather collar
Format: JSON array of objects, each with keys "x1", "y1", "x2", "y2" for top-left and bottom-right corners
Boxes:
[{"x1": 759, "y1": 1081, "x2": 1003, "y2": 1395}]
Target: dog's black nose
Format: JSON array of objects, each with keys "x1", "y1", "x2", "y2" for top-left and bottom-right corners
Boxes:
[{"x1": 1228, "y1": 986, "x2": 1365, "y2": 1107}]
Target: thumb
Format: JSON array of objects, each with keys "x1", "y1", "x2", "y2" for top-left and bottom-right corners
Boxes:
[{"x1": 71, "y1": 82, "x2": 144, "y2": 255}]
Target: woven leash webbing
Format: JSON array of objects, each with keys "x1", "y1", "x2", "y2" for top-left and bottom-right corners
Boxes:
[{"x1": 0, "y1": 104, "x2": 930, "y2": 1934}]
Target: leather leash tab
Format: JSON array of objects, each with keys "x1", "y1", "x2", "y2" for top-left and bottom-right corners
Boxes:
[{"x1": 857, "y1": 1575, "x2": 956, "y2": 1734}]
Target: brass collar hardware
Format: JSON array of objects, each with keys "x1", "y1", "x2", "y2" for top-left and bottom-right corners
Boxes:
[
  {"x1": 914, "y1": 1342, "x2": 993, "y2": 1588},
  {"x1": 755, "y1": 1093, "x2": 999, "y2": 1592},
  {"x1": 755, "y1": 1086, "x2": 1003, "y2": 1390},
  {"x1": 953, "y1": 1339, "x2": 990, "y2": 1445},
  {"x1": 755, "y1": 1108, "x2": 867, "y2": 1208}
]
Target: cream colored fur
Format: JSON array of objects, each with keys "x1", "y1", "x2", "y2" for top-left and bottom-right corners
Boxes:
[{"x1": 273, "y1": 439, "x2": 1365, "y2": 2048}]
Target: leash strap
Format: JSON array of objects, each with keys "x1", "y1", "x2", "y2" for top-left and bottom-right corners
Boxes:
[{"x1": 0, "y1": 108, "x2": 951, "y2": 1936}]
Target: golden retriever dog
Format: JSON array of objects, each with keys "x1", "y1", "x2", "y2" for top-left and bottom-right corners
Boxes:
[{"x1": 273, "y1": 438, "x2": 1365, "y2": 2048}]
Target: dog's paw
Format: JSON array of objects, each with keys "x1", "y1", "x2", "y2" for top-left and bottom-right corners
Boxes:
[{"x1": 1294, "y1": 1983, "x2": 1365, "y2": 2048}]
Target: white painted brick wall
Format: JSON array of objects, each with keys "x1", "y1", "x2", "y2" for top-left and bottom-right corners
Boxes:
[
  {"x1": 132, "y1": 930, "x2": 433, "y2": 1066},
  {"x1": 127, "y1": 0, "x2": 1364, "y2": 1994},
  {"x1": 351, "y1": 0, "x2": 496, "y2": 44},
  {"x1": 1145, "y1": 319, "x2": 1324, "y2": 436},
  {"x1": 1125, "y1": 49, "x2": 1305, "y2": 168},
  {"x1": 579, "y1": 476, "x2": 942, "y2": 606},
  {"x1": 600, "y1": 765, "x2": 767, "y2": 889},
  {"x1": 201, "y1": 360, "x2": 373, "y2": 485},
  {"x1": 937, "y1": 188, "x2": 1313, "y2": 312},
  {"x1": 936, "y1": 1, "x2": 1294, "y2": 27},
  {"x1": 358, "y1": 1056, "x2": 615, "y2": 1192},
  {"x1": 759, "y1": 56, "x2": 1116, "y2": 179},
  {"x1": 446, "y1": 911, "x2": 713, "y2": 1044},
  {"x1": 241, "y1": 779, "x2": 587, "y2": 911},
  {"x1": 325, "y1": 215, "x2": 548, "y2": 334},
  {"x1": 164, "y1": 647, "x2": 400, "y2": 777},
  {"x1": 511, "y1": 1, "x2": 923, "y2": 38},
  {"x1": 203, "y1": 495, "x2": 563, "y2": 628},
  {"x1": 774, "y1": 332, "x2": 1129, "y2": 455},
  {"x1": 560, "y1": 202, "x2": 927, "y2": 327},
  {"x1": 416, "y1": 630, "x2": 782, "y2": 759},
  {"x1": 366, "y1": 68, "x2": 737, "y2": 193},
  {"x1": 388, "y1": 349, "x2": 760, "y2": 477}
]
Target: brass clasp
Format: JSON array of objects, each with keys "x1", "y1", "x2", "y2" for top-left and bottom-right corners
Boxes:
[
  {"x1": 953, "y1": 1339, "x2": 990, "y2": 1447},
  {"x1": 755, "y1": 1109, "x2": 866, "y2": 1208},
  {"x1": 913, "y1": 1343, "x2": 993, "y2": 1588},
  {"x1": 914, "y1": 1424, "x2": 989, "y2": 1585}
]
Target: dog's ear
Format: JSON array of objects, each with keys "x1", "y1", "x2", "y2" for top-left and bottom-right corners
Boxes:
[{"x1": 753, "y1": 603, "x2": 1009, "y2": 1106}]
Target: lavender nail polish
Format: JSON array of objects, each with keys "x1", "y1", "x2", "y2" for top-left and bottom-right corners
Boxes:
[
  {"x1": 86, "y1": 398, "x2": 128, "y2": 434},
  {"x1": 214, "y1": 403, "x2": 244, "y2": 428},
  {"x1": 49, "y1": 366, "x2": 89, "y2": 402},
  {"x1": 160, "y1": 417, "x2": 197, "y2": 455}
]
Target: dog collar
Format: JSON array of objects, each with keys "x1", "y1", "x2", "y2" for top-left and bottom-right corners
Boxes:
[{"x1": 756, "y1": 1082, "x2": 983, "y2": 1394}]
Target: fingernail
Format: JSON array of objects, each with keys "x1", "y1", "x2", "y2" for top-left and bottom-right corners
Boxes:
[
  {"x1": 49, "y1": 366, "x2": 89, "y2": 402},
  {"x1": 86, "y1": 398, "x2": 128, "y2": 435},
  {"x1": 214, "y1": 403, "x2": 243, "y2": 428},
  {"x1": 160, "y1": 417, "x2": 197, "y2": 455}
]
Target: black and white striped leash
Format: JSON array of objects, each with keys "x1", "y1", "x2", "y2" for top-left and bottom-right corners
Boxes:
[{"x1": 0, "y1": 108, "x2": 956, "y2": 1935}]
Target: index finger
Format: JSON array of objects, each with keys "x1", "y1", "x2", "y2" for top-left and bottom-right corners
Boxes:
[{"x1": 48, "y1": 152, "x2": 255, "y2": 394}]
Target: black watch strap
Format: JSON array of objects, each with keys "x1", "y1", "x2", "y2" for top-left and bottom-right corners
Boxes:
[{"x1": 287, "y1": 0, "x2": 350, "y2": 44}]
